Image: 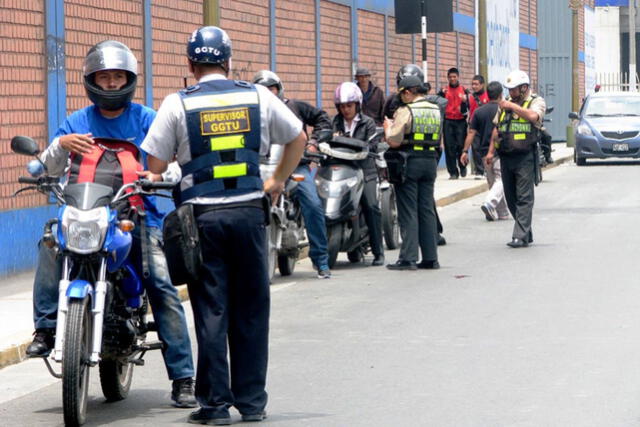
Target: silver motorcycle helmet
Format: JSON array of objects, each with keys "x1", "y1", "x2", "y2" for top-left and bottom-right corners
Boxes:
[
  {"x1": 83, "y1": 40, "x2": 138, "y2": 111},
  {"x1": 252, "y1": 70, "x2": 284, "y2": 99}
]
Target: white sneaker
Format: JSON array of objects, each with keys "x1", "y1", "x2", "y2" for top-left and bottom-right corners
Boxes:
[{"x1": 481, "y1": 203, "x2": 498, "y2": 221}]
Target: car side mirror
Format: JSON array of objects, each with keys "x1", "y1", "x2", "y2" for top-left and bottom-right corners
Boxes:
[
  {"x1": 11, "y1": 136, "x2": 40, "y2": 156},
  {"x1": 568, "y1": 112, "x2": 579, "y2": 120}
]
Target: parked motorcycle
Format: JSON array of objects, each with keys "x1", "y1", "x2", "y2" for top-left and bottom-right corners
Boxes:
[
  {"x1": 374, "y1": 128, "x2": 400, "y2": 250},
  {"x1": 260, "y1": 146, "x2": 307, "y2": 280},
  {"x1": 536, "y1": 106, "x2": 555, "y2": 184},
  {"x1": 309, "y1": 130, "x2": 379, "y2": 268},
  {"x1": 11, "y1": 136, "x2": 174, "y2": 426}
]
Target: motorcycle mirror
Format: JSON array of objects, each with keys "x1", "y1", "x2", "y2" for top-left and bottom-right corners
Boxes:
[
  {"x1": 316, "y1": 129, "x2": 333, "y2": 143},
  {"x1": 568, "y1": 112, "x2": 579, "y2": 120},
  {"x1": 11, "y1": 135, "x2": 40, "y2": 156}
]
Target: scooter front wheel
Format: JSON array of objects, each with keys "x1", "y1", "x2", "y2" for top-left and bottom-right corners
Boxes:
[
  {"x1": 62, "y1": 297, "x2": 93, "y2": 426},
  {"x1": 327, "y1": 224, "x2": 342, "y2": 269}
]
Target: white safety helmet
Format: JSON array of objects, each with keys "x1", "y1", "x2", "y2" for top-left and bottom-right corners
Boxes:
[
  {"x1": 504, "y1": 70, "x2": 530, "y2": 89},
  {"x1": 334, "y1": 82, "x2": 363, "y2": 110}
]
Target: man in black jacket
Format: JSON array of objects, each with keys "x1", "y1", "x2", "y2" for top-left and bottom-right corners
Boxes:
[
  {"x1": 253, "y1": 70, "x2": 333, "y2": 278},
  {"x1": 332, "y1": 82, "x2": 384, "y2": 266}
]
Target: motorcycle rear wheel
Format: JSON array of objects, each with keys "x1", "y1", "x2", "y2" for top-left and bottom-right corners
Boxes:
[
  {"x1": 99, "y1": 358, "x2": 134, "y2": 402},
  {"x1": 381, "y1": 188, "x2": 400, "y2": 250},
  {"x1": 266, "y1": 224, "x2": 279, "y2": 281},
  {"x1": 62, "y1": 297, "x2": 92, "y2": 427},
  {"x1": 327, "y1": 224, "x2": 342, "y2": 269}
]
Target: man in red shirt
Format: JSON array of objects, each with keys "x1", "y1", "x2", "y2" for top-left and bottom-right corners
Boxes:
[
  {"x1": 439, "y1": 67, "x2": 469, "y2": 179},
  {"x1": 468, "y1": 75, "x2": 489, "y2": 178}
]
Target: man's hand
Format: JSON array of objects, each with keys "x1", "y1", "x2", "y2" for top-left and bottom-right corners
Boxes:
[
  {"x1": 136, "y1": 170, "x2": 163, "y2": 182},
  {"x1": 59, "y1": 133, "x2": 94, "y2": 155},
  {"x1": 383, "y1": 116, "x2": 392, "y2": 131},
  {"x1": 484, "y1": 152, "x2": 494, "y2": 167},
  {"x1": 460, "y1": 152, "x2": 469, "y2": 166},
  {"x1": 499, "y1": 100, "x2": 514, "y2": 111},
  {"x1": 263, "y1": 176, "x2": 285, "y2": 205}
]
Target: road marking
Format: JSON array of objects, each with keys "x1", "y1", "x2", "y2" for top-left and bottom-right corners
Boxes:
[{"x1": 271, "y1": 281, "x2": 297, "y2": 292}]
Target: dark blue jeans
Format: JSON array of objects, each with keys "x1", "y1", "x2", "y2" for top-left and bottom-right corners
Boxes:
[
  {"x1": 189, "y1": 205, "x2": 270, "y2": 418},
  {"x1": 33, "y1": 226, "x2": 194, "y2": 380},
  {"x1": 293, "y1": 165, "x2": 329, "y2": 270}
]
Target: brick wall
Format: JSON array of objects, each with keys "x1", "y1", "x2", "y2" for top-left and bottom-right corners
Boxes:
[
  {"x1": 357, "y1": 9, "x2": 387, "y2": 94},
  {"x1": 220, "y1": 0, "x2": 270, "y2": 83},
  {"x1": 275, "y1": 0, "x2": 317, "y2": 105},
  {"x1": 152, "y1": 0, "x2": 202, "y2": 108},
  {"x1": 320, "y1": 1, "x2": 351, "y2": 116},
  {"x1": 0, "y1": 0, "x2": 47, "y2": 211},
  {"x1": 387, "y1": 16, "x2": 414, "y2": 93}
]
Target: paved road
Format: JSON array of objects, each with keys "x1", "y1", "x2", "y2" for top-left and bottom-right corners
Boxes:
[{"x1": 2, "y1": 160, "x2": 640, "y2": 426}]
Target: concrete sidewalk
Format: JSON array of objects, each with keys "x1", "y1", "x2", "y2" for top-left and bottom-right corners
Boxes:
[{"x1": 0, "y1": 143, "x2": 574, "y2": 370}]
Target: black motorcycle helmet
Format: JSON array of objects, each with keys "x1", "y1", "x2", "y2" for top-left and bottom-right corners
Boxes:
[
  {"x1": 252, "y1": 70, "x2": 284, "y2": 99},
  {"x1": 396, "y1": 64, "x2": 424, "y2": 87},
  {"x1": 83, "y1": 41, "x2": 138, "y2": 111}
]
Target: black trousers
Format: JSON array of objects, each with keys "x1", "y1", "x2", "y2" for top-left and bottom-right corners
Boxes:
[
  {"x1": 189, "y1": 205, "x2": 270, "y2": 418},
  {"x1": 443, "y1": 119, "x2": 468, "y2": 177},
  {"x1": 361, "y1": 178, "x2": 384, "y2": 256},
  {"x1": 471, "y1": 134, "x2": 485, "y2": 176},
  {"x1": 395, "y1": 154, "x2": 438, "y2": 262},
  {"x1": 500, "y1": 152, "x2": 535, "y2": 242}
]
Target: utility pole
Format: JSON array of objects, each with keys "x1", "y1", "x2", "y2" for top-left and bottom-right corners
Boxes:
[
  {"x1": 203, "y1": 0, "x2": 219, "y2": 26},
  {"x1": 569, "y1": 0, "x2": 580, "y2": 113},
  {"x1": 478, "y1": 0, "x2": 488, "y2": 79},
  {"x1": 421, "y1": 0, "x2": 428, "y2": 82},
  {"x1": 630, "y1": 0, "x2": 637, "y2": 91}
]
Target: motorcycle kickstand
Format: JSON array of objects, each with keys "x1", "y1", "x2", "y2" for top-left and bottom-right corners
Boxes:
[{"x1": 42, "y1": 357, "x2": 62, "y2": 379}]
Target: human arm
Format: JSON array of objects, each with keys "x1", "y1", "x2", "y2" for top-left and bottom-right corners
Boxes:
[
  {"x1": 295, "y1": 100, "x2": 331, "y2": 151},
  {"x1": 498, "y1": 99, "x2": 540, "y2": 124},
  {"x1": 263, "y1": 132, "x2": 306, "y2": 201},
  {"x1": 461, "y1": 128, "x2": 477, "y2": 166},
  {"x1": 485, "y1": 127, "x2": 498, "y2": 166},
  {"x1": 384, "y1": 107, "x2": 411, "y2": 148}
]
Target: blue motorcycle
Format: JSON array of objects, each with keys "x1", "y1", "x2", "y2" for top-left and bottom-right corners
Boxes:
[{"x1": 11, "y1": 136, "x2": 175, "y2": 426}]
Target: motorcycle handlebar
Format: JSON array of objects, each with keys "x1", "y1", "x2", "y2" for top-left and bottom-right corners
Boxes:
[
  {"x1": 138, "y1": 179, "x2": 176, "y2": 191},
  {"x1": 18, "y1": 176, "x2": 39, "y2": 184}
]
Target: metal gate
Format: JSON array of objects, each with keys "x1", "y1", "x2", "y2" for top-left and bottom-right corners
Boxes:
[{"x1": 538, "y1": 0, "x2": 572, "y2": 141}]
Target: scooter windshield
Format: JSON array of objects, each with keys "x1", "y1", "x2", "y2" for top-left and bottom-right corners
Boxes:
[{"x1": 63, "y1": 183, "x2": 114, "y2": 210}]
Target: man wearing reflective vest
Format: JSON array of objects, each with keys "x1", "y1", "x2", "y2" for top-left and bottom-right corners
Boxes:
[
  {"x1": 142, "y1": 26, "x2": 305, "y2": 425},
  {"x1": 27, "y1": 41, "x2": 196, "y2": 407},
  {"x1": 485, "y1": 70, "x2": 546, "y2": 248},
  {"x1": 383, "y1": 75, "x2": 441, "y2": 270}
]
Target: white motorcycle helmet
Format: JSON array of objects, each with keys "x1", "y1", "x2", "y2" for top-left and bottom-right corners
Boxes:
[
  {"x1": 334, "y1": 81, "x2": 363, "y2": 111},
  {"x1": 504, "y1": 70, "x2": 530, "y2": 89}
]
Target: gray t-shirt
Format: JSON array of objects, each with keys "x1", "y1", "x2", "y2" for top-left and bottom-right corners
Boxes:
[{"x1": 141, "y1": 73, "x2": 303, "y2": 204}]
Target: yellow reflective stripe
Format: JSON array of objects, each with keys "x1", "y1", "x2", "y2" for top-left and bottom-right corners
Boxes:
[
  {"x1": 414, "y1": 133, "x2": 425, "y2": 141},
  {"x1": 513, "y1": 134, "x2": 526, "y2": 140},
  {"x1": 184, "y1": 92, "x2": 259, "y2": 111},
  {"x1": 213, "y1": 163, "x2": 248, "y2": 178},
  {"x1": 210, "y1": 135, "x2": 245, "y2": 151},
  {"x1": 429, "y1": 146, "x2": 436, "y2": 151},
  {"x1": 432, "y1": 133, "x2": 439, "y2": 140},
  {"x1": 413, "y1": 145, "x2": 424, "y2": 151}
]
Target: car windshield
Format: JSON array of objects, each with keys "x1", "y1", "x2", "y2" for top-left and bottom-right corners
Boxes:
[{"x1": 585, "y1": 97, "x2": 640, "y2": 117}]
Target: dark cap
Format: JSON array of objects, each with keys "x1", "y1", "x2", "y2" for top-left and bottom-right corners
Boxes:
[
  {"x1": 398, "y1": 75, "x2": 423, "y2": 92},
  {"x1": 355, "y1": 67, "x2": 371, "y2": 77}
]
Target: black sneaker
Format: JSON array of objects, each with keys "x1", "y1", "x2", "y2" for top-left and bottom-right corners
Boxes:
[
  {"x1": 172, "y1": 377, "x2": 198, "y2": 408},
  {"x1": 317, "y1": 268, "x2": 331, "y2": 279},
  {"x1": 242, "y1": 410, "x2": 267, "y2": 422},
  {"x1": 386, "y1": 260, "x2": 417, "y2": 271},
  {"x1": 26, "y1": 328, "x2": 55, "y2": 357},
  {"x1": 187, "y1": 409, "x2": 231, "y2": 425},
  {"x1": 437, "y1": 234, "x2": 447, "y2": 246},
  {"x1": 417, "y1": 260, "x2": 440, "y2": 269},
  {"x1": 371, "y1": 254, "x2": 385, "y2": 266}
]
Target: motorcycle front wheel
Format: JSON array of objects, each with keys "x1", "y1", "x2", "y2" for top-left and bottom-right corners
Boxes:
[
  {"x1": 381, "y1": 188, "x2": 400, "y2": 250},
  {"x1": 266, "y1": 224, "x2": 279, "y2": 281},
  {"x1": 277, "y1": 254, "x2": 296, "y2": 276},
  {"x1": 62, "y1": 297, "x2": 93, "y2": 426},
  {"x1": 327, "y1": 224, "x2": 342, "y2": 269}
]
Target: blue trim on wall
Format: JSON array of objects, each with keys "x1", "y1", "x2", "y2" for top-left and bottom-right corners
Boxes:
[
  {"x1": 356, "y1": 0, "x2": 394, "y2": 15},
  {"x1": 316, "y1": 0, "x2": 322, "y2": 108},
  {"x1": 270, "y1": 0, "x2": 277, "y2": 71},
  {"x1": 0, "y1": 205, "x2": 59, "y2": 277},
  {"x1": 351, "y1": 0, "x2": 358, "y2": 73},
  {"x1": 143, "y1": 0, "x2": 153, "y2": 107},
  {"x1": 594, "y1": 0, "x2": 627, "y2": 6},
  {"x1": 45, "y1": 0, "x2": 66, "y2": 142},
  {"x1": 519, "y1": 33, "x2": 537, "y2": 50},
  {"x1": 578, "y1": 51, "x2": 585, "y2": 63},
  {"x1": 453, "y1": 12, "x2": 476, "y2": 36}
]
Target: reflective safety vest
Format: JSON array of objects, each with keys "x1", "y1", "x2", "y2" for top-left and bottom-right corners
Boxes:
[
  {"x1": 177, "y1": 79, "x2": 262, "y2": 203},
  {"x1": 496, "y1": 97, "x2": 539, "y2": 154},
  {"x1": 68, "y1": 139, "x2": 144, "y2": 210},
  {"x1": 403, "y1": 99, "x2": 442, "y2": 150}
]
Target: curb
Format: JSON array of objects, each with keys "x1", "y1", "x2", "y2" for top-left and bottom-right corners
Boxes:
[{"x1": 0, "y1": 151, "x2": 573, "y2": 371}]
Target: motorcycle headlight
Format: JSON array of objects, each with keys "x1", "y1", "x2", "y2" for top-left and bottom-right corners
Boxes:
[
  {"x1": 577, "y1": 124, "x2": 593, "y2": 136},
  {"x1": 61, "y1": 206, "x2": 109, "y2": 254},
  {"x1": 315, "y1": 176, "x2": 359, "y2": 198}
]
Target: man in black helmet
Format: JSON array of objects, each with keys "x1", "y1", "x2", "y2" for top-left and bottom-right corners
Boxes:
[
  {"x1": 27, "y1": 40, "x2": 196, "y2": 407},
  {"x1": 384, "y1": 75, "x2": 441, "y2": 270},
  {"x1": 143, "y1": 26, "x2": 306, "y2": 425}
]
